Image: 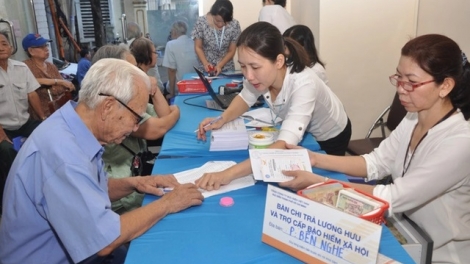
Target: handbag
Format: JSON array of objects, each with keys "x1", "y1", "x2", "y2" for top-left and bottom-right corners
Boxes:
[{"x1": 120, "y1": 143, "x2": 156, "y2": 176}]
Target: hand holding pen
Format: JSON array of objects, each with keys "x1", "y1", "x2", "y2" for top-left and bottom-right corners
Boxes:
[{"x1": 196, "y1": 116, "x2": 224, "y2": 141}]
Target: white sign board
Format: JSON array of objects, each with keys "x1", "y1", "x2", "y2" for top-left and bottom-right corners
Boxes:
[{"x1": 262, "y1": 185, "x2": 382, "y2": 264}]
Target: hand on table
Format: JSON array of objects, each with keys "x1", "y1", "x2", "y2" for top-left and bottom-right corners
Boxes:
[
  {"x1": 134, "y1": 174, "x2": 180, "y2": 196},
  {"x1": 196, "y1": 116, "x2": 224, "y2": 141},
  {"x1": 160, "y1": 183, "x2": 204, "y2": 213},
  {"x1": 195, "y1": 170, "x2": 233, "y2": 191}
]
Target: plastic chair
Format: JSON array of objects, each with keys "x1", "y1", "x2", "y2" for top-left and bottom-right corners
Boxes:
[{"x1": 347, "y1": 92, "x2": 407, "y2": 155}]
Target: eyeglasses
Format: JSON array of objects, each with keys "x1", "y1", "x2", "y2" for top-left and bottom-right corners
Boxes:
[
  {"x1": 389, "y1": 75, "x2": 435, "y2": 92},
  {"x1": 99, "y1": 93, "x2": 143, "y2": 124}
]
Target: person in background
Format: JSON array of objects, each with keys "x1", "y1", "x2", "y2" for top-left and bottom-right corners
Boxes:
[
  {"x1": 0, "y1": 58, "x2": 204, "y2": 263},
  {"x1": 280, "y1": 34, "x2": 470, "y2": 262},
  {"x1": 195, "y1": 22, "x2": 350, "y2": 190},
  {"x1": 76, "y1": 47, "x2": 91, "y2": 87},
  {"x1": 192, "y1": 0, "x2": 241, "y2": 76},
  {"x1": 259, "y1": 0, "x2": 296, "y2": 34},
  {"x1": 0, "y1": 31, "x2": 44, "y2": 212},
  {"x1": 162, "y1": 20, "x2": 199, "y2": 101},
  {"x1": 93, "y1": 44, "x2": 180, "y2": 214},
  {"x1": 22, "y1": 33, "x2": 75, "y2": 119},
  {"x1": 125, "y1": 21, "x2": 143, "y2": 46},
  {"x1": 283, "y1": 25, "x2": 328, "y2": 85}
]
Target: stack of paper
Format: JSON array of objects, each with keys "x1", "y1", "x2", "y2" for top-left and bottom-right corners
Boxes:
[
  {"x1": 210, "y1": 118, "x2": 249, "y2": 151},
  {"x1": 249, "y1": 149, "x2": 312, "y2": 182},
  {"x1": 173, "y1": 161, "x2": 255, "y2": 198}
]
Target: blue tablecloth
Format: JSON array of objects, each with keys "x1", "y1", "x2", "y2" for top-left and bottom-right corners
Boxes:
[
  {"x1": 159, "y1": 76, "x2": 320, "y2": 157},
  {"x1": 125, "y1": 156, "x2": 415, "y2": 264}
]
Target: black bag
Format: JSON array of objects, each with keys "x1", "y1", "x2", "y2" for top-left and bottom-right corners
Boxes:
[
  {"x1": 131, "y1": 150, "x2": 156, "y2": 176},
  {"x1": 120, "y1": 143, "x2": 156, "y2": 176}
]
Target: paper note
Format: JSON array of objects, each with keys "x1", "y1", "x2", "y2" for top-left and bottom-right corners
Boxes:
[
  {"x1": 249, "y1": 149, "x2": 312, "y2": 182},
  {"x1": 242, "y1": 107, "x2": 282, "y2": 127},
  {"x1": 173, "y1": 161, "x2": 255, "y2": 198}
]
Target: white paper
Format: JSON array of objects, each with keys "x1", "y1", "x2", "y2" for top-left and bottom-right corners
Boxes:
[
  {"x1": 249, "y1": 149, "x2": 312, "y2": 182},
  {"x1": 210, "y1": 118, "x2": 249, "y2": 151},
  {"x1": 242, "y1": 108, "x2": 282, "y2": 127},
  {"x1": 173, "y1": 161, "x2": 255, "y2": 198}
]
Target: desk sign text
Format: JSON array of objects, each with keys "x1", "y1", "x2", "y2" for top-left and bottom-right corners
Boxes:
[{"x1": 262, "y1": 185, "x2": 382, "y2": 264}]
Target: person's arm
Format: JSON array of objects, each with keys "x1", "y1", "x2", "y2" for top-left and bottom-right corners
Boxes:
[
  {"x1": 215, "y1": 42, "x2": 237, "y2": 75},
  {"x1": 27, "y1": 91, "x2": 46, "y2": 119},
  {"x1": 99, "y1": 177, "x2": 203, "y2": 256},
  {"x1": 194, "y1": 38, "x2": 211, "y2": 72},
  {"x1": 0, "y1": 126, "x2": 12, "y2": 144},
  {"x1": 196, "y1": 96, "x2": 249, "y2": 140},
  {"x1": 166, "y1": 68, "x2": 177, "y2": 99},
  {"x1": 132, "y1": 105, "x2": 180, "y2": 140},
  {"x1": 148, "y1": 77, "x2": 171, "y2": 117},
  {"x1": 36, "y1": 78, "x2": 75, "y2": 91}
]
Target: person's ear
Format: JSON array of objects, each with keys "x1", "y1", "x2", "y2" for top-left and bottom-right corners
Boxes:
[
  {"x1": 275, "y1": 54, "x2": 285, "y2": 69},
  {"x1": 439, "y1": 77, "x2": 455, "y2": 98},
  {"x1": 100, "y1": 97, "x2": 115, "y2": 121}
]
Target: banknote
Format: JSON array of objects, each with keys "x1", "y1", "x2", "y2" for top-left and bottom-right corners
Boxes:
[
  {"x1": 336, "y1": 189, "x2": 381, "y2": 216},
  {"x1": 300, "y1": 183, "x2": 343, "y2": 206}
]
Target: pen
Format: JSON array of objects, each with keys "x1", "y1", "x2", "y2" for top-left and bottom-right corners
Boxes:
[
  {"x1": 194, "y1": 116, "x2": 223, "y2": 133},
  {"x1": 162, "y1": 187, "x2": 174, "y2": 193}
]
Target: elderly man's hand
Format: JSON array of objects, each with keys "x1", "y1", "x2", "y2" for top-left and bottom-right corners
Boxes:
[
  {"x1": 134, "y1": 175, "x2": 180, "y2": 196},
  {"x1": 160, "y1": 183, "x2": 204, "y2": 213}
]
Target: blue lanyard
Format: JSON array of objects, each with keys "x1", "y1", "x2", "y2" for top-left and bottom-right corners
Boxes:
[{"x1": 213, "y1": 26, "x2": 225, "y2": 50}]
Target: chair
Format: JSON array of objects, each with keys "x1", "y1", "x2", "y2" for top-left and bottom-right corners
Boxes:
[{"x1": 347, "y1": 92, "x2": 407, "y2": 156}]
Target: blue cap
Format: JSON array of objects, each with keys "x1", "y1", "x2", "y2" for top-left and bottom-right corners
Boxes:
[{"x1": 22, "y1": 33, "x2": 52, "y2": 50}]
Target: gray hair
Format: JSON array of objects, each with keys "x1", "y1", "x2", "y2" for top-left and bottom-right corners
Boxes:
[
  {"x1": 0, "y1": 31, "x2": 11, "y2": 46},
  {"x1": 91, "y1": 45, "x2": 130, "y2": 65},
  {"x1": 78, "y1": 58, "x2": 150, "y2": 109},
  {"x1": 126, "y1": 22, "x2": 142, "y2": 40},
  {"x1": 171, "y1": 21, "x2": 188, "y2": 36}
]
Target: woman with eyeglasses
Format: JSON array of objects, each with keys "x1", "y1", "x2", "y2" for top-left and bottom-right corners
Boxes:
[
  {"x1": 195, "y1": 22, "x2": 350, "y2": 184},
  {"x1": 22, "y1": 33, "x2": 75, "y2": 120},
  {"x1": 191, "y1": 0, "x2": 241, "y2": 76},
  {"x1": 283, "y1": 25, "x2": 329, "y2": 85},
  {"x1": 278, "y1": 34, "x2": 470, "y2": 262}
]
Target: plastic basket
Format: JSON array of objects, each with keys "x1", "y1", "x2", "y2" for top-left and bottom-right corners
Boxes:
[
  {"x1": 177, "y1": 79, "x2": 209, "y2": 94},
  {"x1": 298, "y1": 180, "x2": 389, "y2": 225}
]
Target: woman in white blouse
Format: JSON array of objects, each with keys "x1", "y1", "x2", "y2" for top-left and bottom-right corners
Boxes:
[
  {"x1": 195, "y1": 22, "x2": 350, "y2": 188},
  {"x1": 280, "y1": 34, "x2": 470, "y2": 263}
]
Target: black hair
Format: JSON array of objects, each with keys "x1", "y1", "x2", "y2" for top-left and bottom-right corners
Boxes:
[
  {"x1": 402, "y1": 34, "x2": 470, "y2": 119},
  {"x1": 283, "y1": 25, "x2": 325, "y2": 68},
  {"x1": 79, "y1": 48, "x2": 89, "y2": 58},
  {"x1": 209, "y1": 0, "x2": 233, "y2": 23},
  {"x1": 262, "y1": 0, "x2": 286, "y2": 7},
  {"x1": 236, "y1": 22, "x2": 310, "y2": 74}
]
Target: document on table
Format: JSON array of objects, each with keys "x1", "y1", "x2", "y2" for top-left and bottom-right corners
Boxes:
[
  {"x1": 249, "y1": 149, "x2": 312, "y2": 182},
  {"x1": 242, "y1": 107, "x2": 282, "y2": 127},
  {"x1": 210, "y1": 118, "x2": 249, "y2": 151},
  {"x1": 173, "y1": 161, "x2": 255, "y2": 198}
]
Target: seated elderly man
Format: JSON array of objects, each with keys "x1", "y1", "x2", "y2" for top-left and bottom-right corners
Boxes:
[
  {"x1": 0, "y1": 31, "x2": 44, "y2": 207},
  {"x1": 0, "y1": 58, "x2": 204, "y2": 263}
]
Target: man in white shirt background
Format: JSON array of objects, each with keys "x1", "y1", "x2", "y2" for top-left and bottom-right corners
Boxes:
[
  {"x1": 162, "y1": 21, "x2": 199, "y2": 101},
  {"x1": 259, "y1": 0, "x2": 297, "y2": 34}
]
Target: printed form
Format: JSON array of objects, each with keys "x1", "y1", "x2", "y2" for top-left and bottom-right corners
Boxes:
[{"x1": 249, "y1": 149, "x2": 312, "y2": 182}]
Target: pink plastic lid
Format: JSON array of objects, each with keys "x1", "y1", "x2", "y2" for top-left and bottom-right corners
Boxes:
[{"x1": 219, "y1": 196, "x2": 234, "y2": 207}]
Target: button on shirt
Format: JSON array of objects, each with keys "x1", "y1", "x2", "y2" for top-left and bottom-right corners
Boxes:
[
  {"x1": 0, "y1": 101, "x2": 120, "y2": 263},
  {"x1": 239, "y1": 66, "x2": 348, "y2": 144},
  {"x1": 0, "y1": 59, "x2": 40, "y2": 130}
]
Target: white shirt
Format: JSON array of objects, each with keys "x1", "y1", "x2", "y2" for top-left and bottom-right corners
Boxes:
[
  {"x1": 239, "y1": 66, "x2": 348, "y2": 144},
  {"x1": 162, "y1": 35, "x2": 199, "y2": 84},
  {"x1": 0, "y1": 59, "x2": 40, "y2": 130},
  {"x1": 364, "y1": 111, "x2": 470, "y2": 263},
  {"x1": 258, "y1": 5, "x2": 296, "y2": 34},
  {"x1": 312, "y1": 62, "x2": 329, "y2": 85}
]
